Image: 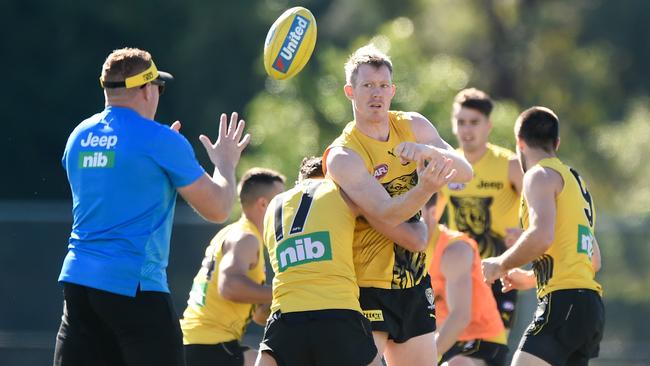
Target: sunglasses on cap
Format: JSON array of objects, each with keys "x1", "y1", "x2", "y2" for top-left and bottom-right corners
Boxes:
[{"x1": 140, "y1": 79, "x2": 166, "y2": 95}]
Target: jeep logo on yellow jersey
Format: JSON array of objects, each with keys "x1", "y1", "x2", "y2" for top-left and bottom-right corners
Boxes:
[{"x1": 277, "y1": 231, "x2": 332, "y2": 272}]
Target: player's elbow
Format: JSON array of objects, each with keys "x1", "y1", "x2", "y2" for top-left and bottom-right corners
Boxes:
[
  {"x1": 529, "y1": 228, "x2": 554, "y2": 252},
  {"x1": 455, "y1": 165, "x2": 474, "y2": 183},
  {"x1": 218, "y1": 277, "x2": 240, "y2": 302},
  {"x1": 414, "y1": 240, "x2": 429, "y2": 252},
  {"x1": 447, "y1": 156, "x2": 473, "y2": 183},
  {"x1": 375, "y1": 208, "x2": 404, "y2": 228},
  {"x1": 202, "y1": 208, "x2": 230, "y2": 224},
  {"x1": 406, "y1": 236, "x2": 429, "y2": 252},
  {"x1": 394, "y1": 238, "x2": 428, "y2": 252},
  {"x1": 198, "y1": 197, "x2": 234, "y2": 223},
  {"x1": 181, "y1": 196, "x2": 233, "y2": 224}
]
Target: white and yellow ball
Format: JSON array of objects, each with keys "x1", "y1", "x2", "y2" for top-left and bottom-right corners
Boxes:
[{"x1": 263, "y1": 7, "x2": 317, "y2": 80}]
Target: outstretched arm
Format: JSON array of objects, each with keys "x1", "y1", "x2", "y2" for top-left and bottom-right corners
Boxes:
[
  {"x1": 178, "y1": 112, "x2": 250, "y2": 223},
  {"x1": 482, "y1": 166, "x2": 561, "y2": 284}
]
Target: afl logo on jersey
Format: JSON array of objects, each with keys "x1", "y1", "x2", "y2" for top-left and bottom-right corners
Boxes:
[
  {"x1": 448, "y1": 182, "x2": 466, "y2": 191},
  {"x1": 373, "y1": 164, "x2": 389, "y2": 180}
]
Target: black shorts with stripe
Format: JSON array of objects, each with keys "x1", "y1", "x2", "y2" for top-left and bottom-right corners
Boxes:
[
  {"x1": 519, "y1": 289, "x2": 604, "y2": 366},
  {"x1": 440, "y1": 339, "x2": 508, "y2": 366},
  {"x1": 359, "y1": 276, "x2": 436, "y2": 343},
  {"x1": 259, "y1": 309, "x2": 377, "y2": 366},
  {"x1": 185, "y1": 341, "x2": 250, "y2": 366}
]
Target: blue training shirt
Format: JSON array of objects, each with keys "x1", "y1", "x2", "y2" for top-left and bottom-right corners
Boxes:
[{"x1": 60, "y1": 106, "x2": 205, "y2": 296}]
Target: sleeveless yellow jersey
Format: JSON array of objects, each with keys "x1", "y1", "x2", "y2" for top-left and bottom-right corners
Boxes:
[
  {"x1": 441, "y1": 143, "x2": 519, "y2": 258},
  {"x1": 181, "y1": 216, "x2": 265, "y2": 345},
  {"x1": 324, "y1": 111, "x2": 425, "y2": 289},
  {"x1": 264, "y1": 178, "x2": 361, "y2": 314},
  {"x1": 520, "y1": 157, "x2": 602, "y2": 298}
]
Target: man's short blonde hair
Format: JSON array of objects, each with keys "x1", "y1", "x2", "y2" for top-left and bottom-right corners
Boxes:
[
  {"x1": 101, "y1": 48, "x2": 152, "y2": 84},
  {"x1": 344, "y1": 44, "x2": 393, "y2": 86}
]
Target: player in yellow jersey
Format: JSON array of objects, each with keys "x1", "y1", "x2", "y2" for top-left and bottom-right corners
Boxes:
[
  {"x1": 256, "y1": 156, "x2": 453, "y2": 366},
  {"x1": 482, "y1": 107, "x2": 604, "y2": 366},
  {"x1": 181, "y1": 168, "x2": 286, "y2": 366},
  {"x1": 323, "y1": 45, "x2": 473, "y2": 366},
  {"x1": 437, "y1": 88, "x2": 523, "y2": 331}
]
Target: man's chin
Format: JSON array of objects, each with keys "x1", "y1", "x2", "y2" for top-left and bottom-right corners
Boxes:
[{"x1": 460, "y1": 143, "x2": 478, "y2": 152}]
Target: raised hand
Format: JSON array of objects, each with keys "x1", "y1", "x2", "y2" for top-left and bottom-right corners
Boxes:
[
  {"x1": 199, "y1": 112, "x2": 251, "y2": 170},
  {"x1": 416, "y1": 156, "x2": 457, "y2": 193}
]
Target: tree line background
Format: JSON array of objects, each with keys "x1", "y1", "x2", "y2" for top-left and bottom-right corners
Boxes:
[{"x1": 1, "y1": 0, "x2": 649, "y2": 363}]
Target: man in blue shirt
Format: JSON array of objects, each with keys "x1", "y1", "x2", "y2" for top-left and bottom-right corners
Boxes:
[{"x1": 54, "y1": 47, "x2": 250, "y2": 366}]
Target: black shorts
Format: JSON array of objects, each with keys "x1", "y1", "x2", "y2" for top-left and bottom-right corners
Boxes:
[
  {"x1": 185, "y1": 341, "x2": 250, "y2": 366},
  {"x1": 490, "y1": 281, "x2": 517, "y2": 328},
  {"x1": 440, "y1": 339, "x2": 508, "y2": 366},
  {"x1": 53, "y1": 282, "x2": 184, "y2": 366},
  {"x1": 359, "y1": 276, "x2": 436, "y2": 343},
  {"x1": 259, "y1": 309, "x2": 377, "y2": 366},
  {"x1": 519, "y1": 289, "x2": 605, "y2": 366}
]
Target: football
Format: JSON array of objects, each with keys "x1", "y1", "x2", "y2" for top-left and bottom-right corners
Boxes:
[{"x1": 263, "y1": 6, "x2": 317, "y2": 80}]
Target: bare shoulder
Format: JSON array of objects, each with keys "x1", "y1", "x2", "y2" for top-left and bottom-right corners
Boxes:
[
  {"x1": 223, "y1": 230, "x2": 260, "y2": 252},
  {"x1": 523, "y1": 165, "x2": 563, "y2": 195},
  {"x1": 508, "y1": 155, "x2": 520, "y2": 167},
  {"x1": 325, "y1": 146, "x2": 366, "y2": 175},
  {"x1": 405, "y1": 112, "x2": 440, "y2": 142},
  {"x1": 440, "y1": 241, "x2": 474, "y2": 276},
  {"x1": 443, "y1": 241, "x2": 474, "y2": 262}
]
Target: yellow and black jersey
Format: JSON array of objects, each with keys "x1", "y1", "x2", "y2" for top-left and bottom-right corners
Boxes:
[
  {"x1": 264, "y1": 178, "x2": 361, "y2": 314},
  {"x1": 181, "y1": 216, "x2": 265, "y2": 345},
  {"x1": 324, "y1": 111, "x2": 425, "y2": 290},
  {"x1": 441, "y1": 143, "x2": 519, "y2": 258},
  {"x1": 520, "y1": 157, "x2": 602, "y2": 298}
]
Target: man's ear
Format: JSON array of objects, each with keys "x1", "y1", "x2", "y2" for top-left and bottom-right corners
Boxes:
[
  {"x1": 142, "y1": 83, "x2": 153, "y2": 101},
  {"x1": 554, "y1": 137, "x2": 561, "y2": 151},
  {"x1": 344, "y1": 84, "x2": 354, "y2": 101},
  {"x1": 257, "y1": 197, "x2": 270, "y2": 212},
  {"x1": 516, "y1": 136, "x2": 526, "y2": 151}
]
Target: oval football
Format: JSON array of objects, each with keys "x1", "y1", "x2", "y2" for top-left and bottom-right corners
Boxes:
[{"x1": 263, "y1": 7, "x2": 317, "y2": 80}]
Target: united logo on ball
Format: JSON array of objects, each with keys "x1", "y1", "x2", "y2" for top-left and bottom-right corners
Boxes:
[{"x1": 264, "y1": 7, "x2": 317, "y2": 80}]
